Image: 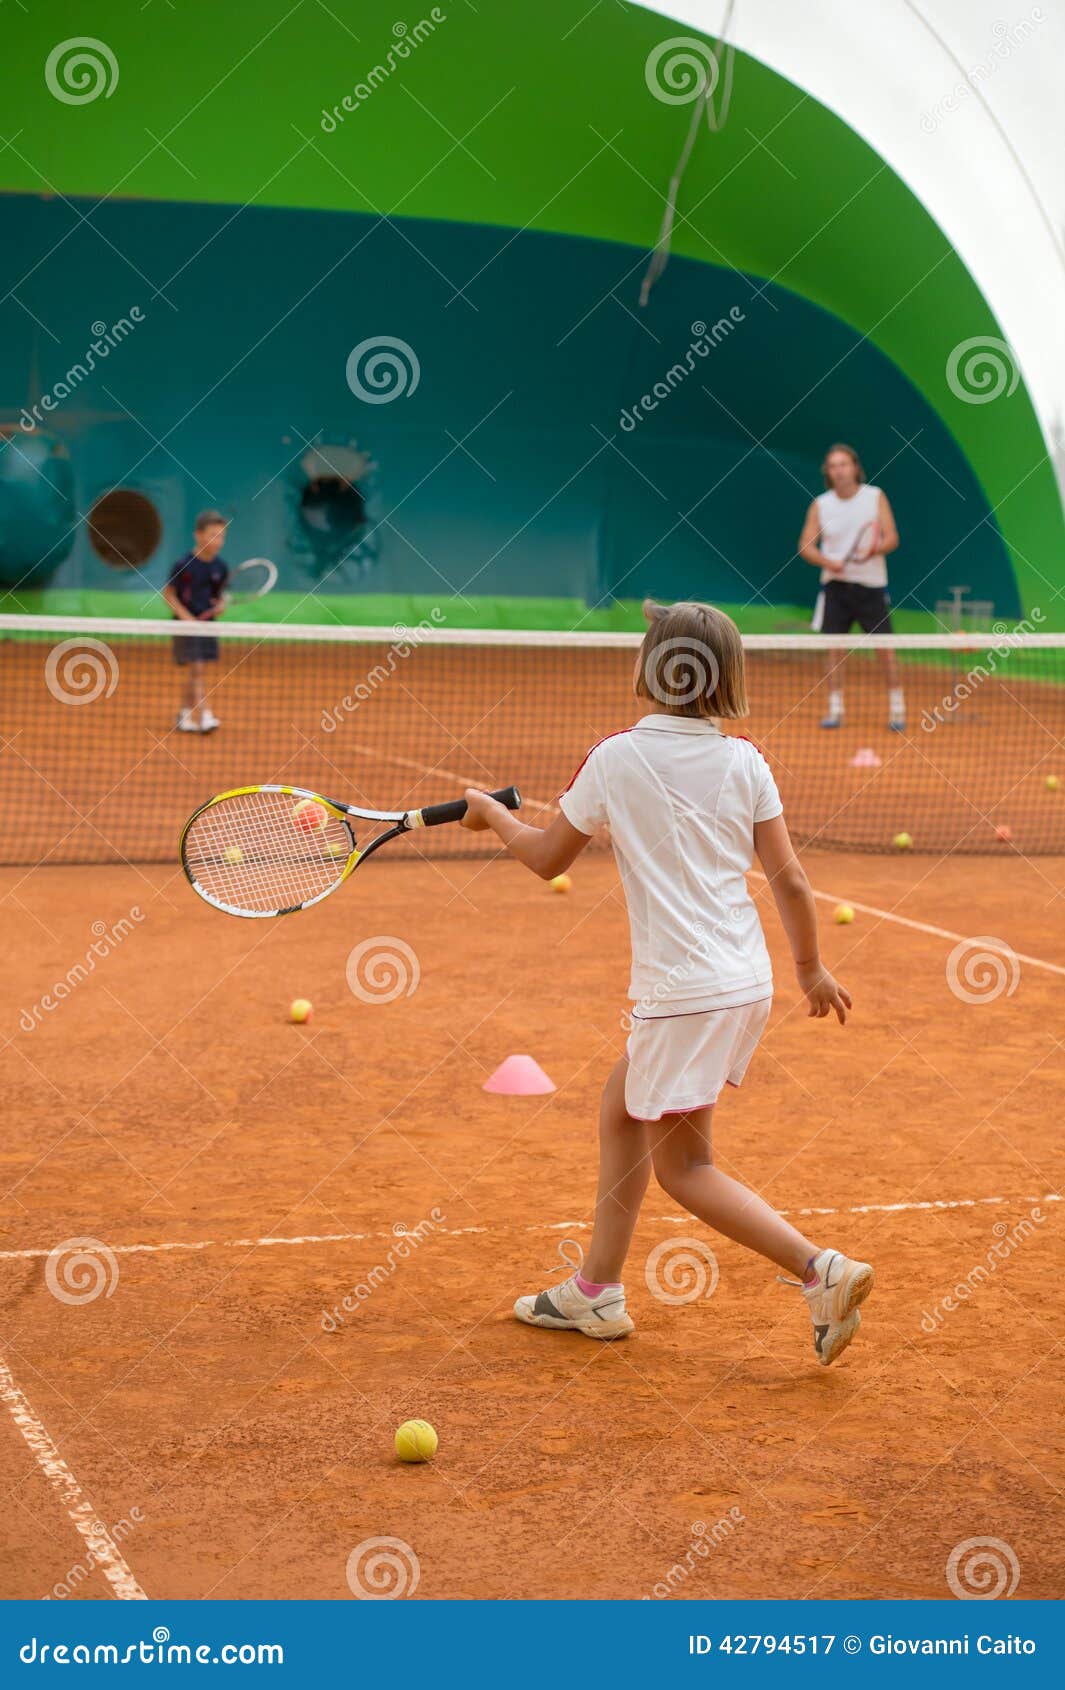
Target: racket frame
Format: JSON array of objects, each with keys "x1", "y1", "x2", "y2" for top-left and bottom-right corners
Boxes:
[
  {"x1": 180, "y1": 781, "x2": 520, "y2": 918},
  {"x1": 227, "y1": 558, "x2": 279, "y2": 602}
]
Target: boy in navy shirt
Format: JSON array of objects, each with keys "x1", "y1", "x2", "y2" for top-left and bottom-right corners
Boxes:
[{"x1": 162, "y1": 511, "x2": 230, "y2": 733}]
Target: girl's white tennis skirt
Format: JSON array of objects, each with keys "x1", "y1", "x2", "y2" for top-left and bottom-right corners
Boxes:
[{"x1": 624, "y1": 996, "x2": 772, "y2": 1122}]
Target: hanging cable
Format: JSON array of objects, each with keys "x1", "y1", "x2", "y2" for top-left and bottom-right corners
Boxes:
[{"x1": 640, "y1": 0, "x2": 736, "y2": 309}]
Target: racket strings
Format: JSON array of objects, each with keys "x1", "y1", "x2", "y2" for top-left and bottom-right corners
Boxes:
[{"x1": 184, "y1": 789, "x2": 353, "y2": 913}]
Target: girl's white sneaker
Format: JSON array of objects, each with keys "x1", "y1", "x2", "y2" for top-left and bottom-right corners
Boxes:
[{"x1": 515, "y1": 1275, "x2": 634, "y2": 1340}]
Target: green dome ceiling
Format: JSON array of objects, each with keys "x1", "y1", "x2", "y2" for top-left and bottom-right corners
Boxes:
[{"x1": 2, "y1": 0, "x2": 1060, "y2": 621}]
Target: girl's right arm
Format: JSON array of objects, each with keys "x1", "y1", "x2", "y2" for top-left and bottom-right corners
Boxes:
[
  {"x1": 754, "y1": 813, "x2": 852, "y2": 1024},
  {"x1": 461, "y1": 789, "x2": 591, "y2": 880}
]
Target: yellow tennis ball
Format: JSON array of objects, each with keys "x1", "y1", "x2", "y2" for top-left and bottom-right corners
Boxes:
[
  {"x1": 289, "y1": 998, "x2": 313, "y2": 1024},
  {"x1": 551, "y1": 874, "x2": 572, "y2": 893},
  {"x1": 834, "y1": 903, "x2": 855, "y2": 925},
  {"x1": 1046, "y1": 774, "x2": 1060, "y2": 791},
  {"x1": 892, "y1": 831, "x2": 914, "y2": 851},
  {"x1": 223, "y1": 845, "x2": 243, "y2": 865},
  {"x1": 395, "y1": 1419, "x2": 437, "y2": 1462}
]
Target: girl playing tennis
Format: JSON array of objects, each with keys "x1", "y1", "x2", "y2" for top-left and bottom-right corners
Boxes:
[{"x1": 462, "y1": 601, "x2": 873, "y2": 1366}]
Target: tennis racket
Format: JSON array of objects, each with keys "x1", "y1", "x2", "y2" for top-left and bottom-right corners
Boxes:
[
  {"x1": 227, "y1": 558, "x2": 278, "y2": 601},
  {"x1": 844, "y1": 522, "x2": 880, "y2": 564},
  {"x1": 180, "y1": 783, "x2": 521, "y2": 918}
]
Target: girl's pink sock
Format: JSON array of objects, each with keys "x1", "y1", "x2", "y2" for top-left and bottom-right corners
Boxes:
[{"x1": 576, "y1": 1272, "x2": 619, "y2": 1298}]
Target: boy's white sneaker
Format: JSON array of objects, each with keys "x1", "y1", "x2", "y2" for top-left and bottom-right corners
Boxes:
[
  {"x1": 785, "y1": 1248, "x2": 874, "y2": 1366},
  {"x1": 200, "y1": 709, "x2": 220, "y2": 732},
  {"x1": 176, "y1": 710, "x2": 199, "y2": 733},
  {"x1": 515, "y1": 1274, "x2": 634, "y2": 1340}
]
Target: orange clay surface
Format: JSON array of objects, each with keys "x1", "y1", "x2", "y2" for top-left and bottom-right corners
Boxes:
[{"x1": 1, "y1": 848, "x2": 1063, "y2": 1601}]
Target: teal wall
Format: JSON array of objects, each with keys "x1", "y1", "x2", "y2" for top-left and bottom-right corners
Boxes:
[{"x1": 0, "y1": 198, "x2": 1013, "y2": 618}]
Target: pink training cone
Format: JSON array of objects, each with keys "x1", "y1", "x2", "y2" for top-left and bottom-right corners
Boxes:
[
  {"x1": 483, "y1": 1054, "x2": 556, "y2": 1096},
  {"x1": 849, "y1": 747, "x2": 882, "y2": 769}
]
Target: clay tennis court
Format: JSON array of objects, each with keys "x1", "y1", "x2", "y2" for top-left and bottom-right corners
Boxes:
[{"x1": 1, "y1": 833, "x2": 1063, "y2": 1599}]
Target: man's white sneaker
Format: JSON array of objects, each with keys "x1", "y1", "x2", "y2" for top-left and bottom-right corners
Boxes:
[
  {"x1": 176, "y1": 710, "x2": 199, "y2": 733},
  {"x1": 783, "y1": 1248, "x2": 874, "y2": 1366},
  {"x1": 200, "y1": 709, "x2": 220, "y2": 732},
  {"x1": 515, "y1": 1273, "x2": 634, "y2": 1339}
]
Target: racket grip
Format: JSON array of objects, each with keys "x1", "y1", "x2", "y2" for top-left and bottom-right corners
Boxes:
[{"x1": 418, "y1": 786, "x2": 522, "y2": 828}]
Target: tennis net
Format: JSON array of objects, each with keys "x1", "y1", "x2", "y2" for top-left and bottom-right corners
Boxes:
[{"x1": 1, "y1": 616, "x2": 1063, "y2": 865}]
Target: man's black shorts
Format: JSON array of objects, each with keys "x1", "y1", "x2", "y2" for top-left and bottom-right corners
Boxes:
[
  {"x1": 172, "y1": 634, "x2": 219, "y2": 665},
  {"x1": 813, "y1": 581, "x2": 894, "y2": 635}
]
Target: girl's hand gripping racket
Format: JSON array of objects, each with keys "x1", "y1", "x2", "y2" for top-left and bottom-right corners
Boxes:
[{"x1": 180, "y1": 783, "x2": 521, "y2": 918}]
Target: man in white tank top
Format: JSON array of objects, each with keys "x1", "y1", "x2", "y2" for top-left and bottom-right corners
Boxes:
[{"x1": 798, "y1": 443, "x2": 905, "y2": 731}]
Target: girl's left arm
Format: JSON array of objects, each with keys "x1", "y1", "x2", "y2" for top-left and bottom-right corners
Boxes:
[{"x1": 461, "y1": 788, "x2": 592, "y2": 879}]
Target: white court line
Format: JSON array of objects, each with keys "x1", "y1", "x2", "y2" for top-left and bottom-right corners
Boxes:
[
  {"x1": 753, "y1": 876, "x2": 1065, "y2": 979},
  {"x1": 0, "y1": 1354, "x2": 147, "y2": 1599},
  {"x1": 0, "y1": 1194, "x2": 1057, "y2": 1264},
  {"x1": 339, "y1": 743, "x2": 1065, "y2": 977}
]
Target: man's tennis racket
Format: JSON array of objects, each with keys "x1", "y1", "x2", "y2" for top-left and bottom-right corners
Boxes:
[
  {"x1": 227, "y1": 558, "x2": 278, "y2": 601},
  {"x1": 180, "y1": 783, "x2": 521, "y2": 918},
  {"x1": 844, "y1": 522, "x2": 880, "y2": 564}
]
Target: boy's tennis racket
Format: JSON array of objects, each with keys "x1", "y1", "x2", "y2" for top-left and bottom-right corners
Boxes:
[
  {"x1": 180, "y1": 783, "x2": 521, "y2": 918},
  {"x1": 227, "y1": 558, "x2": 278, "y2": 601}
]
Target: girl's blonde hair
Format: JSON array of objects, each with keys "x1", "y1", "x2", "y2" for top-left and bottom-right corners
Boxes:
[{"x1": 635, "y1": 601, "x2": 747, "y2": 720}]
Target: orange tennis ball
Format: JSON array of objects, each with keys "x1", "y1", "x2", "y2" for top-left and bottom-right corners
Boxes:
[
  {"x1": 551, "y1": 874, "x2": 572, "y2": 893},
  {"x1": 289, "y1": 998, "x2": 313, "y2": 1024},
  {"x1": 994, "y1": 825, "x2": 1013, "y2": 843},
  {"x1": 292, "y1": 798, "x2": 327, "y2": 833}
]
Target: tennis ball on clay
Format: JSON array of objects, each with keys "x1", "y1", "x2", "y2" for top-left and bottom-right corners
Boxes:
[
  {"x1": 892, "y1": 831, "x2": 914, "y2": 851},
  {"x1": 289, "y1": 998, "x2": 313, "y2": 1024},
  {"x1": 1045, "y1": 774, "x2": 1060, "y2": 791},
  {"x1": 551, "y1": 874, "x2": 572, "y2": 893},
  {"x1": 292, "y1": 797, "x2": 327, "y2": 833},
  {"x1": 994, "y1": 825, "x2": 1013, "y2": 843},
  {"x1": 223, "y1": 845, "x2": 243, "y2": 865},
  {"x1": 834, "y1": 903, "x2": 855, "y2": 925},
  {"x1": 395, "y1": 1419, "x2": 438, "y2": 1463}
]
